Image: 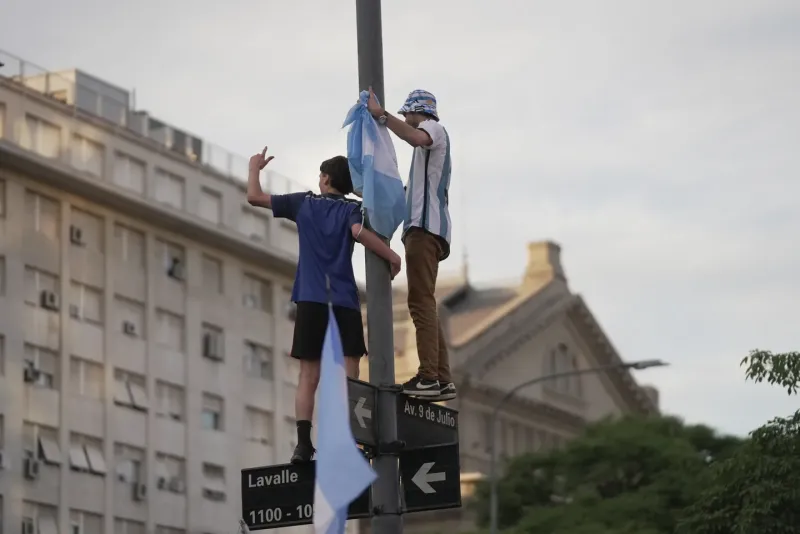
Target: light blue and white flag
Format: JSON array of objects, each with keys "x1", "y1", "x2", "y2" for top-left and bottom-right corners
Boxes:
[
  {"x1": 313, "y1": 304, "x2": 377, "y2": 534},
  {"x1": 342, "y1": 91, "x2": 405, "y2": 240}
]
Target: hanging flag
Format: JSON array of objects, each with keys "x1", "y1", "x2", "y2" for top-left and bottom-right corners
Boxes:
[
  {"x1": 313, "y1": 304, "x2": 377, "y2": 534},
  {"x1": 342, "y1": 91, "x2": 405, "y2": 239}
]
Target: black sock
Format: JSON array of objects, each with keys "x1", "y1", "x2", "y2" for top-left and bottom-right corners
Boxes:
[{"x1": 296, "y1": 420, "x2": 312, "y2": 447}]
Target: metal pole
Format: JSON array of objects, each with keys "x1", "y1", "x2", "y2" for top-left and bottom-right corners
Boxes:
[
  {"x1": 356, "y1": 2, "x2": 402, "y2": 534},
  {"x1": 488, "y1": 360, "x2": 667, "y2": 534}
]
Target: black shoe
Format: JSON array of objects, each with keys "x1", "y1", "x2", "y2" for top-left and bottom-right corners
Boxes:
[
  {"x1": 402, "y1": 374, "x2": 440, "y2": 397},
  {"x1": 290, "y1": 442, "x2": 315, "y2": 464},
  {"x1": 434, "y1": 382, "x2": 457, "y2": 401}
]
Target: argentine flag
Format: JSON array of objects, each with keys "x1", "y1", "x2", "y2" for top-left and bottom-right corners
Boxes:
[
  {"x1": 343, "y1": 91, "x2": 405, "y2": 239},
  {"x1": 313, "y1": 304, "x2": 377, "y2": 534}
]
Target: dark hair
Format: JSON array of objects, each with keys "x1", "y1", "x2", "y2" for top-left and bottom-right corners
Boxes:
[{"x1": 320, "y1": 156, "x2": 353, "y2": 194}]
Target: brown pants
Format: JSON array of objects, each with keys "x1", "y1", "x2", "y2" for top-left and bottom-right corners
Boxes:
[{"x1": 404, "y1": 228, "x2": 451, "y2": 382}]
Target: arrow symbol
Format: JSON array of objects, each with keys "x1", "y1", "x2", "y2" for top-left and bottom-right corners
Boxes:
[
  {"x1": 354, "y1": 397, "x2": 371, "y2": 428},
  {"x1": 411, "y1": 462, "x2": 446, "y2": 494}
]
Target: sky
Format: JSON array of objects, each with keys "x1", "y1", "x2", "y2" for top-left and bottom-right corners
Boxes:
[{"x1": 2, "y1": 0, "x2": 798, "y2": 437}]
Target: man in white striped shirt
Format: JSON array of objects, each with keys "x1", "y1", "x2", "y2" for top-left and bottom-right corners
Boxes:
[{"x1": 367, "y1": 88, "x2": 455, "y2": 401}]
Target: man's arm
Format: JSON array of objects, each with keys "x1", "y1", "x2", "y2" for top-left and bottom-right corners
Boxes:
[
  {"x1": 246, "y1": 146, "x2": 274, "y2": 208},
  {"x1": 382, "y1": 113, "x2": 433, "y2": 148},
  {"x1": 351, "y1": 224, "x2": 402, "y2": 279}
]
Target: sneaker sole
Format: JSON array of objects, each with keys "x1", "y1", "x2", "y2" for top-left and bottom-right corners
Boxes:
[{"x1": 402, "y1": 387, "x2": 441, "y2": 397}]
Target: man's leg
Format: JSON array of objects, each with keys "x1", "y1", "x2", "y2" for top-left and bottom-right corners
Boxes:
[
  {"x1": 434, "y1": 319, "x2": 457, "y2": 400},
  {"x1": 403, "y1": 229, "x2": 442, "y2": 396},
  {"x1": 345, "y1": 357, "x2": 360, "y2": 379}
]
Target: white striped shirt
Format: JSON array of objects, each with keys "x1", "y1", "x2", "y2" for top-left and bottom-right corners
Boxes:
[{"x1": 402, "y1": 119, "x2": 452, "y2": 259}]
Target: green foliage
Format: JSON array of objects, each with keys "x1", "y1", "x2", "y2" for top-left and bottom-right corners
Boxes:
[
  {"x1": 677, "y1": 350, "x2": 800, "y2": 534},
  {"x1": 472, "y1": 415, "x2": 740, "y2": 534}
]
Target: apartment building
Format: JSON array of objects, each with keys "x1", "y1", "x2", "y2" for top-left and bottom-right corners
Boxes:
[{"x1": 0, "y1": 51, "x2": 322, "y2": 534}]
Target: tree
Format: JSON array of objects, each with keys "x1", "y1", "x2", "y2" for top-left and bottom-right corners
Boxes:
[
  {"x1": 677, "y1": 350, "x2": 800, "y2": 534},
  {"x1": 472, "y1": 415, "x2": 741, "y2": 533}
]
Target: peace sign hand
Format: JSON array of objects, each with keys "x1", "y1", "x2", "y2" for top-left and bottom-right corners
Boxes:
[{"x1": 249, "y1": 146, "x2": 274, "y2": 172}]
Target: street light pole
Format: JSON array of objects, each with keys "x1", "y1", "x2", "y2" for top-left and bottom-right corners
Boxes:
[
  {"x1": 355, "y1": 2, "x2": 403, "y2": 534},
  {"x1": 488, "y1": 359, "x2": 667, "y2": 534}
]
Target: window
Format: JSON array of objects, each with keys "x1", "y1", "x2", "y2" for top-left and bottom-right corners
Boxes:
[
  {"x1": 202, "y1": 463, "x2": 226, "y2": 501},
  {"x1": 114, "y1": 443, "x2": 144, "y2": 483},
  {"x1": 154, "y1": 169, "x2": 184, "y2": 209},
  {"x1": 156, "y1": 239, "x2": 185, "y2": 281},
  {"x1": 114, "y1": 518, "x2": 146, "y2": 534},
  {"x1": 70, "y1": 357, "x2": 104, "y2": 399},
  {"x1": 154, "y1": 453, "x2": 185, "y2": 493},
  {"x1": 24, "y1": 344, "x2": 58, "y2": 389},
  {"x1": 113, "y1": 369, "x2": 149, "y2": 411},
  {"x1": 69, "y1": 282, "x2": 103, "y2": 324},
  {"x1": 201, "y1": 393, "x2": 224, "y2": 431},
  {"x1": 22, "y1": 423, "x2": 62, "y2": 465},
  {"x1": 155, "y1": 527, "x2": 185, "y2": 534},
  {"x1": 545, "y1": 343, "x2": 582, "y2": 397},
  {"x1": 24, "y1": 190, "x2": 60, "y2": 240},
  {"x1": 202, "y1": 323, "x2": 224, "y2": 361},
  {"x1": 115, "y1": 296, "x2": 145, "y2": 338},
  {"x1": 245, "y1": 407, "x2": 273, "y2": 445},
  {"x1": 155, "y1": 309, "x2": 184, "y2": 351},
  {"x1": 21, "y1": 114, "x2": 61, "y2": 158},
  {"x1": 202, "y1": 255, "x2": 223, "y2": 294},
  {"x1": 199, "y1": 187, "x2": 222, "y2": 224},
  {"x1": 113, "y1": 224, "x2": 145, "y2": 267},
  {"x1": 69, "y1": 433, "x2": 107, "y2": 475},
  {"x1": 70, "y1": 208, "x2": 104, "y2": 252},
  {"x1": 243, "y1": 341, "x2": 273, "y2": 380},
  {"x1": 24, "y1": 266, "x2": 59, "y2": 309},
  {"x1": 70, "y1": 135, "x2": 104, "y2": 176},
  {"x1": 242, "y1": 274, "x2": 272, "y2": 312},
  {"x1": 240, "y1": 208, "x2": 269, "y2": 242},
  {"x1": 155, "y1": 381, "x2": 184, "y2": 422},
  {"x1": 69, "y1": 509, "x2": 103, "y2": 534},
  {"x1": 22, "y1": 501, "x2": 59, "y2": 534},
  {"x1": 113, "y1": 153, "x2": 145, "y2": 194}
]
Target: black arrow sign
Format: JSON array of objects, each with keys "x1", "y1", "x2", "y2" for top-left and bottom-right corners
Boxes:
[
  {"x1": 348, "y1": 378, "x2": 377, "y2": 447},
  {"x1": 400, "y1": 442, "x2": 462, "y2": 513},
  {"x1": 396, "y1": 394, "x2": 459, "y2": 450},
  {"x1": 241, "y1": 460, "x2": 370, "y2": 531}
]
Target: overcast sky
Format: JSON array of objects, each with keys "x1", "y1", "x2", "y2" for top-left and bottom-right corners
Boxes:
[{"x1": 3, "y1": 0, "x2": 798, "y2": 437}]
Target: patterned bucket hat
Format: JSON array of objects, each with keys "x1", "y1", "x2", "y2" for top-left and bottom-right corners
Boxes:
[{"x1": 397, "y1": 89, "x2": 439, "y2": 121}]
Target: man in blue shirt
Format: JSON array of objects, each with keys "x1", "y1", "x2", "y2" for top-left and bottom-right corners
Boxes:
[{"x1": 246, "y1": 147, "x2": 401, "y2": 463}]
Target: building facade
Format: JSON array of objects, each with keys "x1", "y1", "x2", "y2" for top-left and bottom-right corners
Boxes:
[
  {"x1": 360, "y1": 242, "x2": 660, "y2": 533},
  {"x1": 0, "y1": 51, "x2": 327, "y2": 534}
]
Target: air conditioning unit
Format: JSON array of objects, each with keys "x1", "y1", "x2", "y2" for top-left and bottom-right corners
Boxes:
[
  {"x1": 69, "y1": 225, "x2": 84, "y2": 246},
  {"x1": 132, "y1": 482, "x2": 147, "y2": 501},
  {"x1": 24, "y1": 457, "x2": 40, "y2": 480},
  {"x1": 203, "y1": 488, "x2": 226, "y2": 502},
  {"x1": 156, "y1": 476, "x2": 168, "y2": 490},
  {"x1": 122, "y1": 321, "x2": 138, "y2": 337},
  {"x1": 168, "y1": 477, "x2": 185, "y2": 493},
  {"x1": 167, "y1": 258, "x2": 184, "y2": 281},
  {"x1": 203, "y1": 332, "x2": 223, "y2": 361},
  {"x1": 24, "y1": 364, "x2": 41, "y2": 384},
  {"x1": 22, "y1": 518, "x2": 35, "y2": 534},
  {"x1": 39, "y1": 290, "x2": 60, "y2": 311}
]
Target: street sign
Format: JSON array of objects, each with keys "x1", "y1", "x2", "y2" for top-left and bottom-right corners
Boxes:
[
  {"x1": 241, "y1": 460, "x2": 370, "y2": 531},
  {"x1": 396, "y1": 394, "x2": 459, "y2": 450},
  {"x1": 400, "y1": 443, "x2": 461, "y2": 513},
  {"x1": 347, "y1": 378, "x2": 377, "y2": 447}
]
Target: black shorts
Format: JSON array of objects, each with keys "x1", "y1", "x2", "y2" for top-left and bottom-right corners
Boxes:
[{"x1": 290, "y1": 301, "x2": 367, "y2": 360}]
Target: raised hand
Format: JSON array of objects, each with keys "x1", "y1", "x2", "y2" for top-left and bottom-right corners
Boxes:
[{"x1": 249, "y1": 146, "x2": 274, "y2": 172}]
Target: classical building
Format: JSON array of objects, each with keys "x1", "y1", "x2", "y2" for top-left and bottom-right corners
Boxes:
[
  {"x1": 360, "y1": 242, "x2": 660, "y2": 533},
  {"x1": 0, "y1": 51, "x2": 332, "y2": 534}
]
